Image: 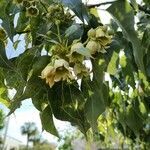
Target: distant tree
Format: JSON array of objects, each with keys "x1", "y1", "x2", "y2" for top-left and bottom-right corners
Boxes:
[
  {"x1": 0, "y1": 110, "x2": 5, "y2": 148},
  {"x1": 0, "y1": 110, "x2": 4, "y2": 130},
  {"x1": 58, "y1": 129, "x2": 83, "y2": 150},
  {"x1": 33, "y1": 141, "x2": 56, "y2": 150},
  {"x1": 21, "y1": 122, "x2": 38, "y2": 150},
  {"x1": 29, "y1": 134, "x2": 41, "y2": 147}
]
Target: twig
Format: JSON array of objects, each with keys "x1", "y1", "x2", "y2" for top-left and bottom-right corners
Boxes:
[
  {"x1": 87, "y1": 1, "x2": 115, "y2": 8},
  {"x1": 87, "y1": 1, "x2": 150, "y2": 14},
  {"x1": 138, "y1": 4, "x2": 150, "y2": 14},
  {"x1": 15, "y1": 30, "x2": 31, "y2": 34},
  {"x1": 39, "y1": 0, "x2": 48, "y2": 13}
]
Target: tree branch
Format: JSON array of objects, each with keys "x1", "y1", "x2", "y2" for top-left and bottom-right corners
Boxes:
[
  {"x1": 138, "y1": 5, "x2": 150, "y2": 14},
  {"x1": 15, "y1": 30, "x2": 31, "y2": 34},
  {"x1": 87, "y1": 1, "x2": 150, "y2": 14},
  {"x1": 87, "y1": 1, "x2": 115, "y2": 8}
]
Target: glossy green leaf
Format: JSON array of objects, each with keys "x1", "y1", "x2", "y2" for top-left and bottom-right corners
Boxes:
[
  {"x1": 48, "y1": 82, "x2": 89, "y2": 134},
  {"x1": 0, "y1": 69, "x2": 10, "y2": 107},
  {"x1": 107, "y1": 51, "x2": 119, "y2": 75},
  {"x1": 40, "y1": 105, "x2": 59, "y2": 137},
  {"x1": 143, "y1": 0, "x2": 150, "y2": 5},
  {"x1": 24, "y1": 75, "x2": 48, "y2": 111},
  {"x1": 15, "y1": 11, "x2": 29, "y2": 33},
  {"x1": 142, "y1": 28, "x2": 150, "y2": 77},
  {"x1": 126, "y1": 105, "x2": 143, "y2": 136},
  {"x1": 84, "y1": 82, "x2": 106, "y2": 130},
  {"x1": 84, "y1": 58, "x2": 109, "y2": 129},
  {"x1": 2, "y1": 15, "x2": 15, "y2": 41},
  {"x1": 76, "y1": 46, "x2": 92, "y2": 57},
  {"x1": 119, "y1": 53, "x2": 135, "y2": 88},
  {"x1": 107, "y1": 0, "x2": 145, "y2": 73},
  {"x1": 0, "y1": 0, "x2": 7, "y2": 19},
  {"x1": 65, "y1": 24, "x2": 84, "y2": 41},
  {"x1": 0, "y1": 40, "x2": 12, "y2": 69},
  {"x1": 32, "y1": 56, "x2": 50, "y2": 76}
]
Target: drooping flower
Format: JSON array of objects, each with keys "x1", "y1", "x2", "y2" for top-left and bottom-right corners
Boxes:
[
  {"x1": 86, "y1": 40, "x2": 101, "y2": 55},
  {"x1": 54, "y1": 59, "x2": 74, "y2": 82},
  {"x1": 41, "y1": 59, "x2": 74, "y2": 87},
  {"x1": 86, "y1": 26, "x2": 112, "y2": 54},
  {"x1": 95, "y1": 26, "x2": 112, "y2": 46},
  {"x1": 41, "y1": 65, "x2": 55, "y2": 88},
  {"x1": 74, "y1": 63, "x2": 90, "y2": 78},
  {"x1": 88, "y1": 28, "x2": 96, "y2": 39},
  {"x1": 26, "y1": 6, "x2": 39, "y2": 17},
  {"x1": 67, "y1": 42, "x2": 84, "y2": 63}
]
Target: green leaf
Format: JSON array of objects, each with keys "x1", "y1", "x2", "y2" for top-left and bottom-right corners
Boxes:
[
  {"x1": 15, "y1": 11, "x2": 29, "y2": 33},
  {"x1": 142, "y1": 28, "x2": 150, "y2": 77},
  {"x1": 0, "y1": 87, "x2": 9, "y2": 107},
  {"x1": 139, "y1": 102, "x2": 147, "y2": 119},
  {"x1": 76, "y1": 46, "x2": 92, "y2": 57},
  {"x1": 65, "y1": 24, "x2": 84, "y2": 41},
  {"x1": 130, "y1": 0, "x2": 139, "y2": 11},
  {"x1": 0, "y1": 0, "x2": 7, "y2": 19},
  {"x1": 42, "y1": 0, "x2": 53, "y2": 5},
  {"x1": 119, "y1": 53, "x2": 135, "y2": 88},
  {"x1": 30, "y1": 14, "x2": 47, "y2": 46},
  {"x1": 32, "y1": 56, "x2": 50, "y2": 76},
  {"x1": 0, "y1": 70, "x2": 10, "y2": 107},
  {"x1": 84, "y1": 82, "x2": 106, "y2": 130},
  {"x1": 143, "y1": 0, "x2": 150, "y2": 5},
  {"x1": 0, "y1": 40, "x2": 12, "y2": 69},
  {"x1": 107, "y1": 51, "x2": 119, "y2": 75},
  {"x1": 126, "y1": 105, "x2": 143, "y2": 136},
  {"x1": 8, "y1": 75, "x2": 46, "y2": 115},
  {"x1": 48, "y1": 82, "x2": 89, "y2": 134},
  {"x1": 1, "y1": 1, "x2": 19, "y2": 40},
  {"x1": 60, "y1": 0, "x2": 89, "y2": 23},
  {"x1": 15, "y1": 48, "x2": 39, "y2": 80},
  {"x1": 107, "y1": 0, "x2": 145, "y2": 73},
  {"x1": 83, "y1": 58, "x2": 109, "y2": 130},
  {"x1": 40, "y1": 106, "x2": 59, "y2": 137}
]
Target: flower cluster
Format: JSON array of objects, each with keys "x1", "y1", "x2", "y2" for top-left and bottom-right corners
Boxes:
[
  {"x1": 13, "y1": 0, "x2": 39, "y2": 17},
  {"x1": 0, "y1": 28, "x2": 7, "y2": 41},
  {"x1": 46, "y1": 4, "x2": 72, "y2": 24},
  {"x1": 41, "y1": 59, "x2": 74, "y2": 87},
  {"x1": 86, "y1": 26, "x2": 112, "y2": 54},
  {"x1": 41, "y1": 25, "x2": 112, "y2": 88}
]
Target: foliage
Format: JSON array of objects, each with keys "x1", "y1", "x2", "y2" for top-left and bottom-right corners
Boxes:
[
  {"x1": 21, "y1": 122, "x2": 39, "y2": 149},
  {"x1": 21, "y1": 122, "x2": 56, "y2": 150},
  {"x1": 0, "y1": 110, "x2": 4, "y2": 130},
  {"x1": 0, "y1": 110, "x2": 5, "y2": 148},
  {"x1": 0, "y1": 0, "x2": 150, "y2": 149},
  {"x1": 58, "y1": 129, "x2": 83, "y2": 150}
]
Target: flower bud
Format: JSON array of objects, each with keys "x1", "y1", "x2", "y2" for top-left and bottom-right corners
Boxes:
[
  {"x1": 71, "y1": 42, "x2": 83, "y2": 52},
  {"x1": 96, "y1": 27, "x2": 105, "y2": 38},
  {"x1": 26, "y1": 6, "x2": 39, "y2": 17},
  {"x1": 23, "y1": 1, "x2": 31, "y2": 8},
  {"x1": 86, "y1": 40, "x2": 100, "y2": 54},
  {"x1": 88, "y1": 28, "x2": 96, "y2": 38},
  {"x1": 0, "y1": 28, "x2": 7, "y2": 41},
  {"x1": 13, "y1": 0, "x2": 23, "y2": 4}
]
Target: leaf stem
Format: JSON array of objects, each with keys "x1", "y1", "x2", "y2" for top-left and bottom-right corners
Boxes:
[
  {"x1": 39, "y1": 0, "x2": 48, "y2": 13},
  {"x1": 56, "y1": 23, "x2": 62, "y2": 43}
]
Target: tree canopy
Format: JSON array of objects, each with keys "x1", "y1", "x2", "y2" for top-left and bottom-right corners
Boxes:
[{"x1": 0, "y1": 0, "x2": 150, "y2": 149}]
